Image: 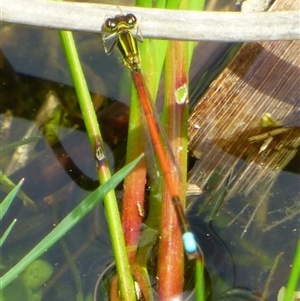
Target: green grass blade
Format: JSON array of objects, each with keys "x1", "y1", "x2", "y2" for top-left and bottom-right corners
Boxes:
[
  {"x1": 0, "y1": 155, "x2": 142, "y2": 291},
  {"x1": 0, "y1": 219, "x2": 17, "y2": 247},
  {"x1": 0, "y1": 178, "x2": 24, "y2": 220},
  {"x1": 0, "y1": 174, "x2": 36, "y2": 209}
]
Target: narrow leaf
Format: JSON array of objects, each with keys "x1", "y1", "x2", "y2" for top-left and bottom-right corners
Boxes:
[
  {"x1": 0, "y1": 178, "x2": 24, "y2": 220},
  {"x1": 0, "y1": 154, "x2": 143, "y2": 290}
]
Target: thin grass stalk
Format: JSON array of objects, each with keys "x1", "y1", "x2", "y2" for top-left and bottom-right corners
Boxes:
[
  {"x1": 283, "y1": 239, "x2": 300, "y2": 301},
  {"x1": 195, "y1": 259, "x2": 205, "y2": 301},
  {"x1": 58, "y1": 30, "x2": 136, "y2": 301}
]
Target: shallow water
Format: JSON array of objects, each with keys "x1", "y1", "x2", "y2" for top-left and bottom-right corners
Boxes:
[{"x1": 1, "y1": 3, "x2": 299, "y2": 301}]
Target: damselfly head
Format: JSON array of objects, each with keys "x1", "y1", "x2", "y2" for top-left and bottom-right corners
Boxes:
[
  {"x1": 102, "y1": 13, "x2": 140, "y2": 55},
  {"x1": 103, "y1": 14, "x2": 137, "y2": 33}
]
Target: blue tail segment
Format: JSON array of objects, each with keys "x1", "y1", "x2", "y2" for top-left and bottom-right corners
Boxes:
[
  {"x1": 172, "y1": 196, "x2": 202, "y2": 260},
  {"x1": 183, "y1": 231, "x2": 198, "y2": 253}
]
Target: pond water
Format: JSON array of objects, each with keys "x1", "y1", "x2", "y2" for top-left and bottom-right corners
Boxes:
[{"x1": 1, "y1": 2, "x2": 299, "y2": 301}]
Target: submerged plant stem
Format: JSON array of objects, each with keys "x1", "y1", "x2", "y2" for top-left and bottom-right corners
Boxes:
[
  {"x1": 52, "y1": 201, "x2": 84, "y2": 301},
  {"x1": 262, "y1": 252, "x2": 284, "y2": 300}
]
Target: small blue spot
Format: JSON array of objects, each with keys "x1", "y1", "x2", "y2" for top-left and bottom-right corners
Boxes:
[{"x1": 183, "y1": 232, "x2": 197, "y2": 253}]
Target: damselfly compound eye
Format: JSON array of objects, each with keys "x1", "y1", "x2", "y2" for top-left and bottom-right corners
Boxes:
[
  {"x1": 104, "y1": 18, "x2": 117, "y2": 31},
  {"x1": 125, "y1": 13, "x2": 137, "y2": 26}
]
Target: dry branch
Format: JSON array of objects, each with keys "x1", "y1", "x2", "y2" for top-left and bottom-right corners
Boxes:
[{"x1": 1, "y1": 0, "x2": 299, "y2": 42}]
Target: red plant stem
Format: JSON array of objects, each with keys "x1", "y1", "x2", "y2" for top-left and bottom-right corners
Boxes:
[
  {"x1": 157, "y1": 40, "x2": 189, "y2": 300},
  {"x1": 121, "y1": 90, "x2": 147, "y2": 264}
]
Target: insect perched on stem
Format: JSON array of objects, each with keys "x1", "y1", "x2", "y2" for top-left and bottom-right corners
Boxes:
[{"x1": 101, "y1": 13, "x2": 202, "y2": 260}]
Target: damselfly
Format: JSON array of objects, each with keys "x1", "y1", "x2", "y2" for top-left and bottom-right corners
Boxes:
[{"x1": 101, "y1": 13, "x2": 200, "y2": 260}]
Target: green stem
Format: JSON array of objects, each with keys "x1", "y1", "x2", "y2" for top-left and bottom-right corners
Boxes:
[
  {"x1": 59, "y1": 30, "x2": 136, "y2": 301},
  {"x1": 283, "y1": 240, "x2": 300, "y2": 301},
  {"x1": 195, "y1": 258, "x2": 205, "y2": 301}
]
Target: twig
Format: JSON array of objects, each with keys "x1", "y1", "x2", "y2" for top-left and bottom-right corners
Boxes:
[{"x1": 1, "y1": 0, "x2": 299, "y2": 42}]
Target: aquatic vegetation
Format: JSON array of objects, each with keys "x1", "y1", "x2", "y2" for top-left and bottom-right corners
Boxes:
[{"x1": 1, "y1": 260, "x2": 54, "y2": 301}]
